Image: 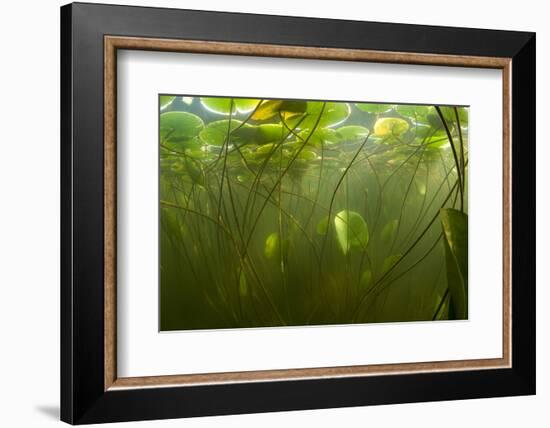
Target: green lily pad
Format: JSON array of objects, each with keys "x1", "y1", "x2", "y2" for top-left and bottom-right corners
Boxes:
[
  {"x1": 199, "y1": 119, "x2": 256, "y2": 146},
  {"x1": 355, "y1": 103, "x2": 393, "y2": 114},
  {"x1": 251, "y1": 100, "x2": 307, "y2": 121},
  {"x1": 337, "y1": 125, "x2": 370, "y2": 142},
  {"x1": 297, "y1": 127, "x2": 341, "y2": 147},
  {"x1": 264, "y1": 232, "x2": 290, "y2": 259},
  {"x1": 440, "y1": 208, "x2": 468, "y2": 319},
  {"x1": 395, "y1": 104, "x2": 429, "y2": 118},
  {"x1": 373, "y1": 117, "x2": 409, "y2": 137},
  {"x1": 160, "y1": 111, "x2": 204, "y2": 142},
  {"x1": 160, "y1": 95, "x2": 175, "y2": 109},
  {"x1": 257, "y1": 123, "x2": 285, "y2": 144},
  {"x1": 287, "y1": 102, "x2": 350, "y2": 129},
  {"x1": 334, "y1": 210, "x2": 369, "y2": 255},
  {"x1": 201, "y1": 97, "x2": 261, "y2": 114}
]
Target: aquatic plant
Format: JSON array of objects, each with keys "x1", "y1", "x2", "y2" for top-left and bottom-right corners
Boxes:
[{"x1": 159, "y1": 95, "x2": 468, "y2": 330}]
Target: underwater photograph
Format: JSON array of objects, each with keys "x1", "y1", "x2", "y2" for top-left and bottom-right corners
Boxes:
[{"x1": 159, "y1": 95, "x2": 468, "y2": 331}]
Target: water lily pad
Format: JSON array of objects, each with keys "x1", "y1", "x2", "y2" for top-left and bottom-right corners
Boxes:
[
  {"x1": 160, "y1": 95, "x2": 175, "y2": 109},
  {"x1": 257, "y1": 123, "x2": 285, "y2": 144},
  {"x1": 199, "y1": 119, "x2": 256, "y2": 146},
  {"x1": 334, "y1": 210, "x2": 369, "y2": 254},
  {"x1": 297, "y1": 127, "x2": 341, "y2": 147},
  {"x1": 201, "y1": 97, "x2": 261, "y2": 114},
  {"x1": 251, "y1": 100, "x2": 307, "y2": 121},
  {"x1": 160, "y1": 111, "x2": 204, "y2": 142},
  {"x1": 373, "y1": 117, "x2": 409, "y2": 137},
  {"x1": 286, "y1": 102, "x2": 350, "y2": 129},
  {"x1": 264, "y1": 232, "x2": 289, "y2": 259},
  {"x1": 395, "y1": 104, "x2": 429, "y2": 118},
  {"x1": 337, "y1": 125, "x2": 370, "y2": 142},
  {"x1": 355, "y1": 103, "x2": 393, "y2": 114}
]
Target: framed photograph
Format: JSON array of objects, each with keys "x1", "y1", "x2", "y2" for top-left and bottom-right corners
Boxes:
[{"x1": 60, "y1": 2, "x2": 536, "y2": 424}]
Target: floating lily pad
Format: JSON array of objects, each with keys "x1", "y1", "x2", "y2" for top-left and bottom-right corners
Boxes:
[
  {"x1": 257, "y1": 123, "x2": 285, "y2": 144},
  {"x1": 286, "y1": 102, "x2": 350, "y2": 130},
  {"x1": 199, "y1": 119, "x2": 256, "y2": 146},
  {"x1": 201, "y1": 97, "x2": 261, "y2": 114},
  {"x1": 337, "y1": 125, "x2": 370, "y2": 142},
  {"x1": 395, "y1": 104, "x2": 429, "y2": 118},
  {"x1": 373, "y1": 117, "x2": 409, "y2": 138},
  {"x1": 297, "y1": 127, "x2": 341, "y2": 147},
  {"x1": 251, "y1": 100, "x2": 307, "y2": 121},
  {"x1": 160, "y1": 95, "x2": 175, "y2": 109},
  {"x1": 355, "y1": 103, "x2": 393, "y2": 114},
  {"x1": 160, "y1": 111, "x2": 204, "y2": 142}
]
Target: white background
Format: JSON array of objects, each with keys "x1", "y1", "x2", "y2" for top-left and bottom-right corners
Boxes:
[
  {"x1": 0, "y1": 0, "x2": 546, "y2": 427},
  {"x1": 118, "y1": 51, "x2": 503, "y2": 377}
]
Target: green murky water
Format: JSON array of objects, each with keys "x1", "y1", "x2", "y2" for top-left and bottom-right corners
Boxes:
[{"x1": 159, "y1": 96, "x2": 468, "y2": 331}]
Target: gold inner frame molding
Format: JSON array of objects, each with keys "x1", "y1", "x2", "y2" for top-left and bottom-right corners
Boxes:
[{"x1": 104, "y1": 35, "x2": 512, "y2": 391}]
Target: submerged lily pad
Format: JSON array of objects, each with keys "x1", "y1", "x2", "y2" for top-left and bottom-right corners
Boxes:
[
  {"x1": 334, "y1": 210, "x2": 369, "y2": 255},
  {"x1": 373, "y1": 117, "x2": 409, "y2": 138},
  {"x1": 440, "y1": 208, "x2": 468, "y2": 319},
  {"x1": 264, "y1": 232, "x2": 289, "y2": 259},
  {"x1": 184, "y1": 157, "x2": 205, "y2": 186}
]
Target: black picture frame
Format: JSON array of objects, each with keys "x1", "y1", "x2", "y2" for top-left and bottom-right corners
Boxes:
[{"x1": 61, "y1": 2, "x2": 535, "y2": 424}]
